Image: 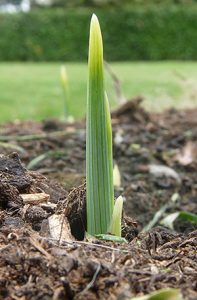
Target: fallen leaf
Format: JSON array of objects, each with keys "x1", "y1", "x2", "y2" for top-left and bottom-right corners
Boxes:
[
  {"x1": 176, "y1": 141, "x2": 196, "y2": 166},
  {"x1": 149, "y1": 164, "x2": 181, "y2": 184}
]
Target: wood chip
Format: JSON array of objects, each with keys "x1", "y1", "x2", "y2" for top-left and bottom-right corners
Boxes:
[{"x1": 20, "y1": 193, "x2": 50, "y2": 204}]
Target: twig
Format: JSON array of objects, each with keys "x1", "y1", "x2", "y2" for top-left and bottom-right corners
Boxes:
[
  {"x1": 40, "y1": 237, "x2": 129, "y2": 253},
  {"x1": 81, "y1": 262, "x2": 101, "y2": 293},
  {"x1": 72, "y1": 240, "x2": 128, "y2": 252},
  {"x1": 29, "y1": 237, "x2": 52, "y2": 259},
  {"x1": 0, "y1": 245, "x2": 11, "y2": 252}
]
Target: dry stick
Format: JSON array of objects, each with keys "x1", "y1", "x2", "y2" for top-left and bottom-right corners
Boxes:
[
  {"x1": 104, "y1": 61, "x2": 126, "y2": 104},
  {"x1": 81, "y1": 262, "x2": 101, "y2": 294},
  {"x1": 0, "y1": 245, "x2": 11, "y2": 252},
  {"x1": 75, "y1": 241, "x2": 129, "y2": 252},
  {"x1": 29, "y1": 237, "x2": 52, "y2": 260},
  {"x1": 41, "y1": 237, "x2": 129, "y2": 253}
]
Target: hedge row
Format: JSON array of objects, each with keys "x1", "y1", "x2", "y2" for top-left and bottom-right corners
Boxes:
[
  {"x1": 0, "y1": 6, "x2": 197, "y2": 61},
  {"x1": 32, "y1": 0, "x2": 197, "y2": 8}
]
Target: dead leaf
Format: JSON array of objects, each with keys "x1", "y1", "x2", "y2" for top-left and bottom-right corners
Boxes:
[
  {"x1": 149, "y1": 164, "x2": 181, "y2": 184},
  {"x1": 48, "y1": 214, "x2": 74, "y2": 243},
  {"x1": 176, "y1": 141, "x2": 197, "y2": 166}
]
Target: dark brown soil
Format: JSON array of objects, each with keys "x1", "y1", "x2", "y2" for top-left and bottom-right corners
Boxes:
[{"x1": 0, "y1": 101, "x2": 196, "y2": 299}]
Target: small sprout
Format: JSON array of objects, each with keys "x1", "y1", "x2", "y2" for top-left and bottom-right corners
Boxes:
[
  {"x1": 109, "y1": 195, "x2": 123, "y2": 237},
  {"x1": 60, "y1": 65, "x2": 73, "y2": 121},
  {"x1": 160, "y1": 211, "x2": 197, "y2": 230},
  {"x1": 27, "y1": 152, "x2": 49, "y2": 170},
  {"x1": 113, "y1": 163, "x2": 121, "y2": 188},
  {"x1": 142, "y1": 203, "x2": 168, "y2": 232},
  {"x1": 60, "y1": 65, "x2": 68, "y2": 88},
  {"x1": 131, "y1": 143, "x2": 141, "y2": 151},
  {"x1": 171, "y1": 192, "x2": 179, "y2": 202},
  {"x1": 131, "y1": 288, "x2": 183, "y2": 300}
]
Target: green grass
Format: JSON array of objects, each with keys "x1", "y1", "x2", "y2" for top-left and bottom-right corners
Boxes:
[{"x1": 0, "y1": 62, "x2": 197, "y2": 123}]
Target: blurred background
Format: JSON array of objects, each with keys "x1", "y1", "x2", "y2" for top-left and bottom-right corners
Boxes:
[{"x1": 0, "y1": 0, "x2": 197, "y2": 122}]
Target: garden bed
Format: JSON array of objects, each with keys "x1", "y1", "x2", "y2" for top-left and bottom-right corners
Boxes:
[{"x1": 0, "y1": 101, "x2": 196, "y2": 299}]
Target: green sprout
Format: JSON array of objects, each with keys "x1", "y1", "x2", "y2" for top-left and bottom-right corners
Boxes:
[
  {"x1": 131, "y1": 288, "x2": 183, "y2": 300},
  {"x1": 161, "y1": 211, "x2": 197, "y2": 229},
  {"x1": 86, "y1": 14, "x2": 122, "y2": 237},
  {"x1": 60, "y1": 65, "x2": 73, "y2": 121},
  {"x1": 109, "y1": 196, "x2": 123, "y2": 237}
]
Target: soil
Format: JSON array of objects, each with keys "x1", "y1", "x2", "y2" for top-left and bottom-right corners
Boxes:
[{"x1": 0, "y1": 100, "x2": 196, "y2": 300}]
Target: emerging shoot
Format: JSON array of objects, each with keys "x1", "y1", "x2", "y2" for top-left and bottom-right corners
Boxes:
[
  {"x1": 60, "y1": 65, "x2": 73, "y2": 121},
  {"x1": 109, "y1": 196, "x2": 123, "y2": 237},
  {"x1": 113, "y1": 163, "x2": 121, "y2": 188},
  {"x1": 86, "y1": 14, "x2": 114, "y2": 235}
]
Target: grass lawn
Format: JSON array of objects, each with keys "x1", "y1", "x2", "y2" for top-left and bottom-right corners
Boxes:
[{"x1": 0, "y1": 62, "x2": 197, "y2": 123}]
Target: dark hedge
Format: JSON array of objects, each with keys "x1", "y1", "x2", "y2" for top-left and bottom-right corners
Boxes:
[{"x1": 0, "y1": 5, "x2": 197, "y2": 61}]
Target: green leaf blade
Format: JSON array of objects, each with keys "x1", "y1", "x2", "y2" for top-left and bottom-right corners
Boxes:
[
  {"x1": 161, "y1": 211, "x2": 197, "y2": 229},
  {"x1": 131, "y1": 288, "x2": 183, "y2": 300},
  {"x1": 86, "y1": 14, "x2": 114, "y2": 235}
]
